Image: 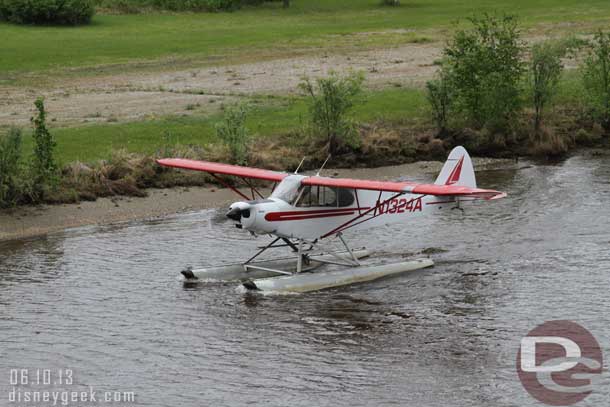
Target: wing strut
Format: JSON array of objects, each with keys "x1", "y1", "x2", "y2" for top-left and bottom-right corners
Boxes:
[{"x1": 321, "y1": 192, "x2": 411, "y2": 238}]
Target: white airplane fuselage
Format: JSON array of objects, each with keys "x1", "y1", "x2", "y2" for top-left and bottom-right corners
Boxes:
[{"x1": 227, "y1": 175, "x2": 456, "y2": 240}]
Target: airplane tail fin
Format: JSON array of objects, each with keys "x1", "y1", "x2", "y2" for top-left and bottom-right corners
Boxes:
[{"x1": 434, "y1": 146, "x2": 476, "y2": 188}]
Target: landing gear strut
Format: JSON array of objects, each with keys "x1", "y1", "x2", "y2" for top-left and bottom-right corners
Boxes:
[{"x1": 242, "y1": 234, "x2": 362, "y2": 276}]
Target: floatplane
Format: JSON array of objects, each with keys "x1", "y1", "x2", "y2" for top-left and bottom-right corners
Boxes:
[{"x1": 157, "y1": 146, "x2": 506, "y2": 293}]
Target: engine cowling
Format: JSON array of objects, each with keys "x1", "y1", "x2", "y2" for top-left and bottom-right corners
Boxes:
[{"x1": 226, "y1": 200, "x2": 280, "y2": 234}]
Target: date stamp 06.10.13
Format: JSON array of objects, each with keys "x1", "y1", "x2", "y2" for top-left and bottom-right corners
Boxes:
[{"x1": 6, "y1": 369, "x2": 135, "y2": 406}]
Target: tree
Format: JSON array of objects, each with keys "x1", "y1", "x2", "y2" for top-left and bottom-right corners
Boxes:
[
  {"x1": 530, "y1": 42, "x2": 565, "y2": 136},
  {"x1": 216, "y1": 103, "x2": 250, "y2": 165},
  {"x1": 426, "y1": 67, "x2": 453, "y2": 135},
  {"x1": 0, "y1": 0, "x2": 95, "y2": 25},
  {"x1": 31, "y1": 97, "x2": 57, "y2": 198},
  {"x1": 443, "y1": 13, "x2": 525, "y2": 131},
  {"x1": 299, "y1": 71, "x2": 365, "y2": 156},
  {"x1": 0, "y1": 128, "x2": 22, "y2": 207},
  {"x1": 583, "y1": 31, "x2": 610, "y2": 131}
]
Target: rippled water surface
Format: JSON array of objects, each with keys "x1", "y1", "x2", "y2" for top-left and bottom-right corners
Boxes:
[{"x1": 1, "y1": 154, "x2": 609, "y2": 406}]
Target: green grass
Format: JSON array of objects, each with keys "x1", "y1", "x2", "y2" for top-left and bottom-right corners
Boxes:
[
  {"x1": 2, "y1": 0, "x2": 610, "y2": 79},
  {"x1": 19, "y1": 87, "x2": 426, "y2": 164}
]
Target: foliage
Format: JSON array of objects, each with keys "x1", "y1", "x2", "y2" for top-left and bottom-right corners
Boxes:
[
  {"x1": 529, "y1": 41, "x2": 566, "y2": 136},
  {"x1": 299, "y1": 71, "x2": 365, "y2": 156},
  {"x1": 582, "y1": 31, "x2": 610, "y2": 130},
  {"x1": 380, "y1": 0, "x2": 400, "y2": 6},
  {"x1": 31, "y1": 98, "x2": 58, "y2": 199},
  {"x1": 215, "y1": 103, "x2": 250, "y2": 164},
  {"x1": 96, "y1": 0, "x2": 277, "y2": 12},
  {"x1": 426, "y1": 67, "x2": 453, "y2": 135},
  {"x1": 0, "y1": 0, "x2": 95, "y2": 25},
  {"x1": 0, "y1": 128, "x2": 23, "y2": 208},
  {"x1": 443, "y1": 13, "x2": 525, "y2": 131}
]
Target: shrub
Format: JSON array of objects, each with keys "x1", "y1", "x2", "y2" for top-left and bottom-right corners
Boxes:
[
  {"x1": 31, "y1": 97, "x2": 58, "y2": 200},
  {"x1": 97, "y1": 0, "x2": 142, "y2": 13},
  {"x1": 426, "y1": 67, "x2": 453, "y2": 135},
  {"x1": 299, "y1": 71, "x2": 365, "y2": 156},
  {"x1": 0, "y1": 0, "x2": 95, "y2": 25},
  {"x1": 0, "y1": 128, "x2": 23, "y2": 208},
  {"x1": 96, "y1": 0, "x2": 244, "y2": 12},
  {"x1": 529, "y1": 42, "x2": 565, "y2": 136},
  {"x1": 582, "y1": 31, "x2": 610, "y2": 131},
  {"x1": 443, "y1": 13, "x2": 525, "y2": 131},
  {"x1": 528, "y1": 128, "x2": 569, "y2": 157},
  {"x1": 215, "y1": 103, "x2": 250, "y2": 165}
]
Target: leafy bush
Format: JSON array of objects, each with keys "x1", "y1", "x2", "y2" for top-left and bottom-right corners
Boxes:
[
  {"x1": 443, "y1": 13, "x2": 525, "y2": 131},
  {"x1": 426, "y1": 68, "x2": 453, "y2": 135},
  {"x1": 529, "y1": 42, "x2": 566, "y2": 136},
  {"x1": 0, "y1": 0, "x2": 95, "y2": 25},
  {"x1": 155, "y1": 0, "x2": 237, "y2": 11},
  {"x1": 583, "y1": 31, "x2": 610, "y2": 131},
  {"x1": 215, "y1": 103, "x2": 250, "y2": 165},
  {"x1": 96, "y1": 0, "x2": 257, "y2": 12},
  {"x1": 0, "y1": 128, "x2": 23, "y2": 208},
  {"x1": 31, "y1": 97, "x2": 58, "y2": 199},
  {"x1": 299, "y1": 71, "x2": 365, "y2": 156}
]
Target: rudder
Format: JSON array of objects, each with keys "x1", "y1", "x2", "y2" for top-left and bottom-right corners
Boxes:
[{"x1": 434, "y1": 146, "x2": 476, "y2": 188}]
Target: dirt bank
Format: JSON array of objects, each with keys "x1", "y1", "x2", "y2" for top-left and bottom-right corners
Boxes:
[
  {"x1": 0, "y1": 31, "x2": 591, "y2": 129},
  {"x1": 0, "y1": 42, "x2": 442, "y2": 127},
  {"x1": 0, "y1": 157, "x2": 517, "y2": 242}
]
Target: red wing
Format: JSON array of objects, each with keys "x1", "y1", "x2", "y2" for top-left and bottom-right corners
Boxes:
[
  {"x1": 156, "y1": 159, "x2": 288, "y2": 182},
  {"x1": 302, "y1": 176, "x2": 506, "y2": 200}
]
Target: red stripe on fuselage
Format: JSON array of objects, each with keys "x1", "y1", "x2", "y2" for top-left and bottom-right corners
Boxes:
[{"x1": 265, "y1": 207, "x2": 369, "y2": 222}]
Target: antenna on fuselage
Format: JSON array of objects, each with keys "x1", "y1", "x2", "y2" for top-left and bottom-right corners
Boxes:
[
  {"x1": 294, "y1": 157, "x2": 306, "y2": 174},
  {"x1": 316, "y1": 154, "x2": 332, "y2": 176}
]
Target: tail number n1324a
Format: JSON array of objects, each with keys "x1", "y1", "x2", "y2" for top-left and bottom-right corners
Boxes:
[{"x1": 377, "y1": 197, "x2": 422, "y2": 215}]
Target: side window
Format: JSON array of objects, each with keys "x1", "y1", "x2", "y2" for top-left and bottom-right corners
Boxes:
[
  {"x1": 296, "y1": 186, "x2": 338, "y2": 207},
  {"x1": 337, "y1": 188, "x2": 355, "y2": 207},
  {"x1": 319, "y1": 186, "x2": 337, "y2": 207}
]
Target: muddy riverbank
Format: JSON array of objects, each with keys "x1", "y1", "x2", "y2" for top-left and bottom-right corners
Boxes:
[{"x1": 0, "y1": 157, "x2": 517, "y2": 242}]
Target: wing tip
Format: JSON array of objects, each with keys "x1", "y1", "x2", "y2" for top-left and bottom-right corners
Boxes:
[
  {"x1": 487, "y1": 192, "x2": 507, "y2": 200},
  {"x1": 156, "y1": 158, "x2": 180, "y2": 167}
]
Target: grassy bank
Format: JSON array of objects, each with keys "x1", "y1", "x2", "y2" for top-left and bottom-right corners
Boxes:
[
  {"x1": 17, "y1": 88, "x2": 426, "y2": 164},
  {"x1": 1, "y1": 71, "x2": 607, "y2": 208},
  {"x1": 14, "y1": 70, "x2": 590, "y2": 165},
  {"x1": 2, "y1": 0, "x2": 610, "y2": 81}
]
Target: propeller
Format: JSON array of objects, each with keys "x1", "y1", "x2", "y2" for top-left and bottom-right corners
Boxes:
[{"x1": 226, "y1": 202, "x2": 252, "y2": 222}]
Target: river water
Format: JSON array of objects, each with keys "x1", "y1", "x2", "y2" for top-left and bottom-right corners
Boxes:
[{"x1": 1, "y1": 153, "x2": 609, "y2": 407}]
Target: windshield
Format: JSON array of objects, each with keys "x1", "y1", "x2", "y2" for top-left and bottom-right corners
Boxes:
[{"x1": 270, "y1": 176, "x2": 302, "y2": 204}]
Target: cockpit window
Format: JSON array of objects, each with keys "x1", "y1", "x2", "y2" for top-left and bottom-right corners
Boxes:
[{"x1": 270, "y1": 177, "x2": 301, "y2": 204}]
